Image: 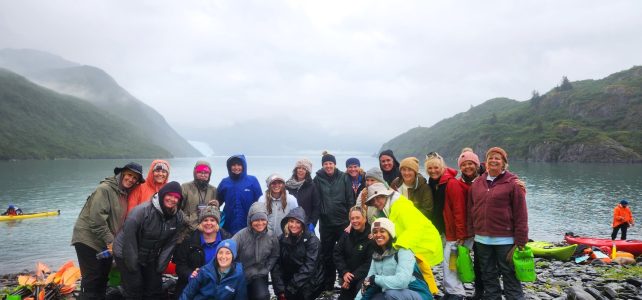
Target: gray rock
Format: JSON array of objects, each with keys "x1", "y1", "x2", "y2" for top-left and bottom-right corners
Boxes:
[
  {"x1": 565, "y1": 286, "x2": 596, "y2": 300},
  {"x1": 584, "y1": 287, "x2": 607, "y2": 300},
  {"x1": 626, "y1": 278, "x2": 642, "y2": 287},
  {"x1": 602, "y1": 285, "x2": 617, "y2": 299}
]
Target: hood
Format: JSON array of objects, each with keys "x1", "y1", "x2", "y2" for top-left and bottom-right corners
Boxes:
[
  {"x1": 193, "y1": 160, "x2": 212, "y2": 183},
  {"x1": 102, "y1": 176, "x2": 124, "y2": 194},
  {"x1": 438, "y1": 167, "x2": 458, "y2": 185},
  {"x1": 145, "y1": 159, "x2": 170, "y2": 188},
  {"x1": 412, "y1": 173, "x2": 428, "y2": 189},
  {"x1": 246, "y1": 201, "x2": 268, "y2": 227},
  {"x1": 226, "y1": 154, "x2": 248, "y2": 179},
  {"x1": 280, "y1": 207, "x2": 307, "y2": 232}
]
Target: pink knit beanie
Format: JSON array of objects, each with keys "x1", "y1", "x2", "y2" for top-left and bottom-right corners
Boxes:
[{"x1": 458, "y1": 151, "x2": 480, "y2": 168}]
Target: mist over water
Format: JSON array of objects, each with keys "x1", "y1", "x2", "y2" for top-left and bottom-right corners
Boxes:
[{"x1": 1, "y1": 157, "x2": 640, "y2": 274}]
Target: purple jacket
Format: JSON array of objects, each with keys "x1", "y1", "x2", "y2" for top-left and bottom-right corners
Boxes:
[{"x1": 467, "y1": 170, "x2": 528, "y2": 246}]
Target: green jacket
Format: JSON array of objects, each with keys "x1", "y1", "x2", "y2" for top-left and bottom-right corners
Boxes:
[
  {"x1": 390, "y1": 173, "x2": 434, "y2": 221},
  {"x1": 181, "y1": 181, "x2": 217, "y2": 232},
  {"x1": 313, "y1": 169, "x2": 355, "y2": 228},
  {"x1": 71, "y1": 176, "x2": 128, "y2": 252}
]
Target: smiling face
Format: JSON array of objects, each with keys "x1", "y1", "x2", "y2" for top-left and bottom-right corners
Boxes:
[
  {"x1": 349, "y1": 210, "x2": 366, "y2": 232},
  {"x1": 153, "y1": 169, "x2": 168, "y2": 184},
  {"x1": 287, "y1": 218, "x2": 303, "y2": 236},
  {"x1": 347, "y1": 165, "x2": 360, "y2": 178},
  {"x1": 372, "y1": 227, "x2": 390, "y2": 247},
  {"x1": 425, "y1": 160, "x2": 444, "y2": 180},
  {"x1": 295, "y1": 167, "x2": 308, "y2": 181},
  {"x1": 251, "y1": 219, "x2": 267, "y2": 233},
  {"x1": 269, "y1": 180, "x2": 284, "y2": 196},
  {"x1": 231, "y1": 163, "x2": 243, "y2": 175},
  {"x1": 216, "y1": 248, "x2": 233, "y2": 269},
  {"x1": 163, "y1": 193, "x2": 180, "y2": 211},
  {"x1": 486, "y1": 152, "x2": 505, "y2": 176},
  {"x1": 459, "y1": 160, "x2": 478, "y2": 178},
  {"x1": 400, "y1": 167, "x2": 416, "y2": 185},
  {"x1": 380, "y1": 155, "x2": 394, "y2": 172},
  {"x1": 121, "y1": 170, "x2": 140, "y2": 189},
  {"x1": 323, "y1": 161, "x2": 336, "y2": 176},
  {"x1": 365, "y1": 177, "x2": 377, "y2": 186},
  {"x1": 372, "y1": 195, "x2": 387, "y2": 210},
  {"x1": 200, "y1": 216, "x2": 219, "y2": 235}
]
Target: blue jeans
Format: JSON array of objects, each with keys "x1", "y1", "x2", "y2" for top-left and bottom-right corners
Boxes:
[{"x1": 474, "y1": 242, "x2": 524, "y2": 300}]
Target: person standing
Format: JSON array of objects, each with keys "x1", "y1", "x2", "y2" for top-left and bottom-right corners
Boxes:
[
  {"x1": 345, "y1": 157, "x2": 366, "y2": 200},
  {"x1": 71, "y1": 162, "x2": 144, "y2": 300},
  {"x1": 285, "y1": 158, "x2": 321, "y2": 232},
  {"x1": 467, "y1": 147, "x2": 528, "y2": 300},
  {"x1": 612, "y1": 199, "x2": 634, "y2": 240},
  {"x1": 173, "y1": 205, "x2": 231, "y2": 297},
  {"x1": 127, "y1": 160, "x2": 170, "y2": 214},
  {"x1": 258, "y1": 174, "x2": 299, "y2": 237},
  {"x1": 218, "y1": 155, "x2": 263, "y2": 235},
  {"x1": 390, "y1": 157, "x2": 433, "y2": 221},
  {"x1": 378, "y1": 150, "x2": 400, "y2": 186},
  {"x1": 314, "y1": 151, "x2": 355, "y2": 291},
  {"x1": 181, "y1": 161, "x2": 218, "y2": 241}
]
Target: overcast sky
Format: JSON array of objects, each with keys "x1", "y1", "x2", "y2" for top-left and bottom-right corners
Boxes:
[{"x1": 1, "y1": 1, "x2": 642, "y2": 153}]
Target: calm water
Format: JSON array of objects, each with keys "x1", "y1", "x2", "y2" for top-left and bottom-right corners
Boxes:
[{"x1": 0, "y1": 157, "x2": 640, "y2": 274}]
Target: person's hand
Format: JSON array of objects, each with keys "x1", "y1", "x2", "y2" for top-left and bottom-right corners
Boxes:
[
  {"x1": 278, "y1": 293, "x2": 286, "y2": 300},
  {"x1": 343, "y1": 272, "x2": 354, "y2": 285},
  {"x1": 190, "y1": 268, "x2": 199, "y2": 278},
  {"x1": 456, "y1": 239, "x2": 465, "y2": 246},
  {"x1": 208, "y1": 199, "x2": 219, "y2": 207},
  {"x1": 344, "y1": 224, "x2": 352, "y2": 233},
  {"x1": 107, "y1": 243, "x2": 113, "y2": 254},
  {"x1": 341, "y1": 281, "x2": 350, "y2": 289}
]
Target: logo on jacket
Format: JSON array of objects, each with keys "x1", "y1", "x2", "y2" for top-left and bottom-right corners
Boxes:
[
  {"x1": 225, "y1": 286, "x2": 235, "y2": 292},
  {"x1": 357, "y1": 244, "x2": 364, "y2": 251}
]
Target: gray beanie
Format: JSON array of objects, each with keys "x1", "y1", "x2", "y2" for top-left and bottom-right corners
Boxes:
[
  {"x1": 365, "y1": 167, "x2": 388, "y2": 187},
  {"x1": 198, "y1": 205, "x2": 221, "y2": 223}
]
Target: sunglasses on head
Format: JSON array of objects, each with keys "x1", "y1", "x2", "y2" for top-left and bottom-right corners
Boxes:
[{"x1": 426, "y1": 152, "x2": 441, "y2": 159}]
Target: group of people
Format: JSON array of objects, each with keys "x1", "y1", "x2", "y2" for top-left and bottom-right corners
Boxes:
[{"x1": 70, "y1": 147, "x2": 531, "y2": 300}]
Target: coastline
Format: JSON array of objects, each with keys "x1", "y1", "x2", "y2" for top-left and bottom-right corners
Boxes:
[{"x1": 2, "y1": 254, "x2": 641, "y2": 299}]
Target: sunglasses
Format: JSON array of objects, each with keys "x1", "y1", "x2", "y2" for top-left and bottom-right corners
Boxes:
[{"x1": 426, "y1": 152, "x2": 442, "y2": 159}]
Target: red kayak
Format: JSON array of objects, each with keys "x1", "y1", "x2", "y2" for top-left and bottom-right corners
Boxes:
[{"x1": 564, "y1": 234, "x2": 642, "y2": 256}]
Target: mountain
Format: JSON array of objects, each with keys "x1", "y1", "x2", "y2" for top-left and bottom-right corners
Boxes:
[
  {"x1": 0, "y1": 68, "x2": 170, "y2": 159},
  {"x1": 381, "y1": 67, "x2": 642, "y2": 163},
  {"x1": 0, "y1": 48, "x2": 200, "y2": 157}
]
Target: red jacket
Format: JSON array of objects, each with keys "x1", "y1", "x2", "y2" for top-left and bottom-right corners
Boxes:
[
  {"x1": 440, "y1": 168, "x2": 469, "y2": 241},
  {"x1": 467, "y1": 170, "x2": 528, "y2": 246}
]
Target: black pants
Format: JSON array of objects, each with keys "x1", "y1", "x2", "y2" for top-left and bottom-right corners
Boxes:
[
  {"x1": 115, "y1": 257, "x2": 162, "y2": 300},
  {"x1": 612, "y1": 223, "x2": 629, "y2": 240},
  {"x1": 338, "y1": 278, "x2": 363, "y2": 300},
  {"x1": 75, "y1": 243, "x2": 112, "y2": 300},
  {"x1": 247, "y1": 276, "x2": 270, "y2": 300},
  {"x1": 475, "y1": 242, "x2": 524, "y2": 300},
  {"x1": 319, "y1": 224, "x2": 345, "y2": 290},
  {"x1": 472, "y1": 242, "x2": 484, "y2": 298}
]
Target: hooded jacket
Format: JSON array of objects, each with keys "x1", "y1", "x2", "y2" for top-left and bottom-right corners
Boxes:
[
  {"x1": 333, "y1": 222, "x2": 374, "y2": 285},
  {"x1": 258, "y1": 192, "x2": 299, "y2": 237},
  {"x1": 217, "y1": 155, "x2": 263, "y2": 234},
  {"x1": 114, "y1": 183, "x2": 184, "y2": 273},
  {"x1": 179, "y1": 241, "x2": 247, "y2": 300},
  {"x1": 173, "y1": 227, "x2": 232, "y2": 296},
  {"x1": 467, "y1": 170, "x2": 528, "y2": 246},
  {"x1": 182, "y1": 160, "x2": 218, "y2": 234},
  {"x1": 355, "y1": 248, "x2": 419, "y2": 300},
  {"x1": 272, "y1": 207, "x2": 325, "y2": 296},
  {"x1": 613, "y1": 204, "x2": 634, "y2": 228},
  {"x1": 390, "y1": 173, "x2": 434, "y2": 221},
  {"x1": 71, "y1": 176, "x2": 129, "y2": 252},
  {"x1": 286, "y1": 176, "x2": 321, "y2": 227},
  {"x1": 127, "y1": 160, "x2": 171, "y2": 214},
  {"x1": 313, "y1": 168, "x2": 355, "y2": 228},
  {"x1": 231, "y1": 202, "x2": 280, "y2": 280}
]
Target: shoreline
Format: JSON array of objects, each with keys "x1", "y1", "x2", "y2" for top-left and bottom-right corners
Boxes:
[{"x1": 2, "y1": 256, "x2": 641, "y2": 299}]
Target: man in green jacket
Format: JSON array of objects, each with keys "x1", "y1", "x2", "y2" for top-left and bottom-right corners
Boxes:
[{"x1": 71, "y1": 162, "x2": 144, "y2": 300}]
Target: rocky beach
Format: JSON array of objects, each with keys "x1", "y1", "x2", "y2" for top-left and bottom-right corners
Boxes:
[{"x1": 2, "y1": 255, "x2": 641, "y2": 300}]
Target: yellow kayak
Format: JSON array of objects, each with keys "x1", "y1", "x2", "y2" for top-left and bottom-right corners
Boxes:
[{"x1": 0, "y1": 210, "x2": 60, "y2": 221}]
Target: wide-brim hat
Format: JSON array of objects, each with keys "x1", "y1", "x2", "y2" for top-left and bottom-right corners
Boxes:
[
  {"x1": 366, "y1": 182, "x2": 394, "y2": 205},
  {"x1": 114, "y1": 162, "x2": 145, "y2": 183}
]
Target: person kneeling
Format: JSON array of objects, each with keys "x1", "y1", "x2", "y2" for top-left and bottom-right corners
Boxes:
[
  {"x1": 180, "y1": 239, "x2": 247, "y2": 300},
  {"x1": 357, "y1": 218, "x2": 431, "y2": 300}
]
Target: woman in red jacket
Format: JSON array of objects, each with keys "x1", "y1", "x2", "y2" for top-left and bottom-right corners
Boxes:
[
  {"x1": 467, "y1": 147, "x2": 528, "y2": 300},
  {"x1": 612, "y1": 199, "x2": 634, "y2": 240}
]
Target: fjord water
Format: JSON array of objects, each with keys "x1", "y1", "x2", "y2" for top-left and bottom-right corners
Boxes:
[{"x1": 1, "y1": 157, "x2": 640, "y2": 274}]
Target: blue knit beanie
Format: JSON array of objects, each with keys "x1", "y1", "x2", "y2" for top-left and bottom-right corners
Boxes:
[{"x1": 346, "y1": 157, "x2": 360, "y2": 168}]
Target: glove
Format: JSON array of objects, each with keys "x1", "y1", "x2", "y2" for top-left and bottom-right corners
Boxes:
[
  {"x1": 278, "y1": 293, "x2": 286, "y2": 300},
  {"x1": 308, "y1": 223, "x2": 315, "y2": 232}
]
